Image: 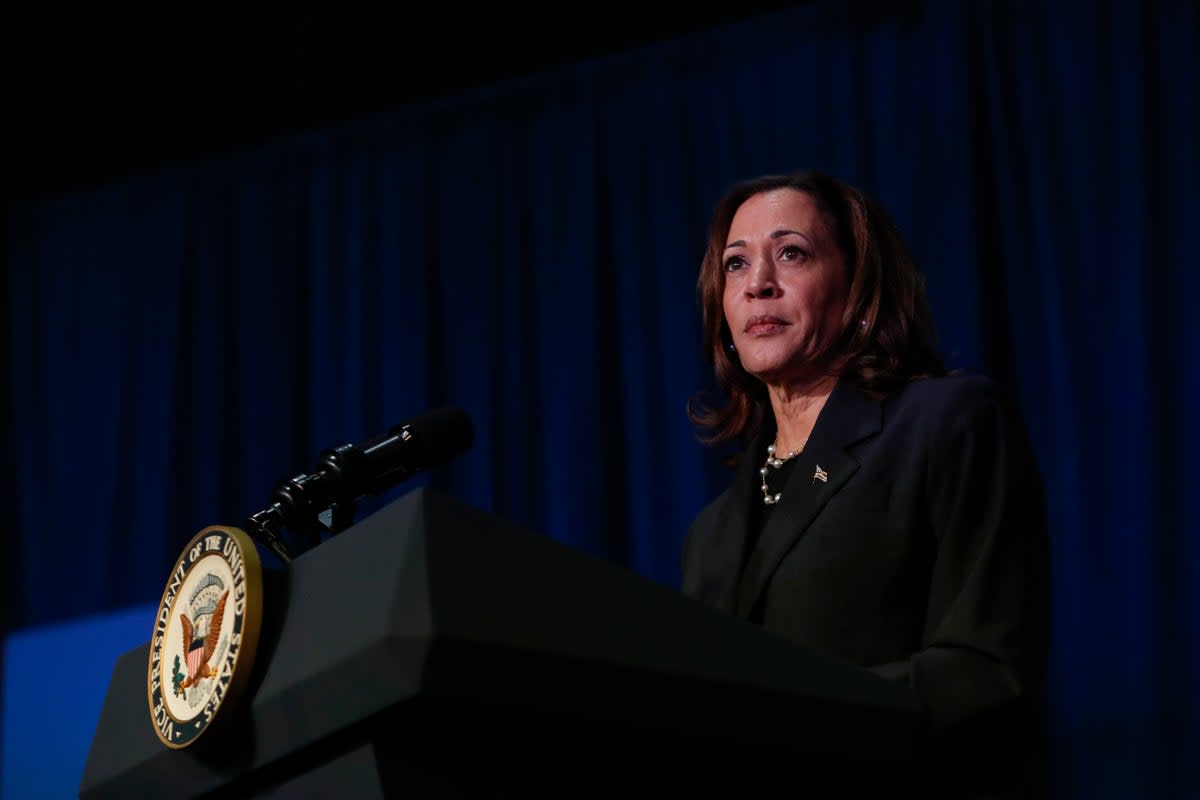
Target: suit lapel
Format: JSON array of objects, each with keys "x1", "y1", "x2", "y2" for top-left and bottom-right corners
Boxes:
[{"x1": 734, "y1": 380, "x2": 883, "y2": 618}]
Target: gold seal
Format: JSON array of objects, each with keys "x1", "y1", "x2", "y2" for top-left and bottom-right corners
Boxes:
[{"x1": 146, "y1": 525, "x2": 263, "y2": 749}]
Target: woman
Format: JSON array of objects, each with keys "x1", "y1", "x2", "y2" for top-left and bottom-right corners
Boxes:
[{"x1": 682, "y1": 170, "x2": 1051, "y2": 797}]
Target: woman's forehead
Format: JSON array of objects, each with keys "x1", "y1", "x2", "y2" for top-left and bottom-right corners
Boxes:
[{"x1": 729, "y1": 189, "x2": 827, "y2": 238}]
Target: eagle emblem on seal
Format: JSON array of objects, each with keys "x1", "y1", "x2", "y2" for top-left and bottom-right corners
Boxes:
[{"x1": 173, "y1": 573, "x2": 230, "y2": 700}]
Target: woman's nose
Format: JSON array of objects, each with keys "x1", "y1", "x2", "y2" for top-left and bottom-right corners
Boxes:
[{"x1": 746, "y1": 259, "x2": 778, "y2": 298}]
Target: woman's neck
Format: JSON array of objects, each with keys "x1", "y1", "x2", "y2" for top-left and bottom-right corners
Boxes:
[{"x1": 766, "y1": 373, "x2": 838, "y2": 454}]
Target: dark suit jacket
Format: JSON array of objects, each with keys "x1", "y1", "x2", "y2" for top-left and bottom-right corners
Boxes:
[{"x1": 682, "y1": 373, "x2": 1052, "y2": 796}]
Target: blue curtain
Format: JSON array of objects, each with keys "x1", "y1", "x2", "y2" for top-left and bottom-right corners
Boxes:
[{"x1": 4, "y1": 0, "x2": 1196, "y2": 796}]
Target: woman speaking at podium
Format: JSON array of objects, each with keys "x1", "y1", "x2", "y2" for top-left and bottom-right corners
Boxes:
[{"x1": 682, "y1": 170, "x2": 1051, "y2": 799}]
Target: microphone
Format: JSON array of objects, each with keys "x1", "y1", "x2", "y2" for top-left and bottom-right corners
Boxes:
[
  {"x1": 315, "y1": 405, "x2": 475, "y2": 500},
  {"x1": 245, "y1": 406, "x2": 474, "y2": 562}
]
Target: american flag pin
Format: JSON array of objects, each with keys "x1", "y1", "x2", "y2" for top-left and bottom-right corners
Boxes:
[{"x1": 812, "y1": 465, "x2": 828, "y2": 484}]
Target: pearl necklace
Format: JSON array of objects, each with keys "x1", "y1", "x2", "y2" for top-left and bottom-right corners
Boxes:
[{"x1": 760, "y1": 440, "x2": 805, "y2": 505}]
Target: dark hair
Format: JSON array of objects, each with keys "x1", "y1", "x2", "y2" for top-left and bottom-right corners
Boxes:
[{"x1": 687, "y1": 170, "x2": 946, "y2": 447}]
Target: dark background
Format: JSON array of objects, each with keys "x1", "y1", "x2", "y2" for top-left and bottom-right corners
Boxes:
[
  {"x1": 5, "y1": 1, "x2": 1196, "y2": 797},
  {"x1": 8, "y1": 1, "x2": 802, "y2": 202}
]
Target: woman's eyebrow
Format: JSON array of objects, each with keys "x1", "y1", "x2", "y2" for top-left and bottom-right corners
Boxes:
[{"x1": 724, "y1": 229, "x2": 813, "y2": 250}]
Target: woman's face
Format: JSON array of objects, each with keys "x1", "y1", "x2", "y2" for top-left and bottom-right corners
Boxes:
[{"x1": 721, "y1": 188, "x2": 849, "y2": 386}]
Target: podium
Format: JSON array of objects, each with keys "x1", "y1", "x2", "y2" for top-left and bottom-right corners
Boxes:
[{"x1": 79, "y1": 487, "x2": 930, "y2": 798}]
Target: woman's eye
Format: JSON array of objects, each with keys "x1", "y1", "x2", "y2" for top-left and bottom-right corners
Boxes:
[
  {"x1": 723, "y1": 256, "x2": 746, "y2": 272},
  {"x1": 780, "y1": 245, "x2": 807, "y2": 261}
]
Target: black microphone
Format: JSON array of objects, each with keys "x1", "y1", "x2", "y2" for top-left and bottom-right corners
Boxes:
[
  {"x1": 316, "y1": 405, "x2": 475, "y2": 500},
  {"x1": 245, "y1": 406, "x2": 474, "y2": 562}
]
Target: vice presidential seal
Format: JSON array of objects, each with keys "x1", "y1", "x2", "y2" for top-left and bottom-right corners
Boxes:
[{"x1": 147, "y1": 525, "x2": 263, "y2": 749}]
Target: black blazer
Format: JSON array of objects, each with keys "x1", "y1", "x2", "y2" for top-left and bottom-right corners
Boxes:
[{"x1": 682, "y1": 374, "x2": 1051, "y2": 789}]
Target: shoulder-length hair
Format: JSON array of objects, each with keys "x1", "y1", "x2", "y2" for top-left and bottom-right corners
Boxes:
[{"x1": 688, "y1": 170, "x2": 946, "y2": 447}]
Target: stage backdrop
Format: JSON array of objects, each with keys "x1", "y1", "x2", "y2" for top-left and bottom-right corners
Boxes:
[{"x1": 3, "y1": 0, "x2": 1196, "y2": 798}]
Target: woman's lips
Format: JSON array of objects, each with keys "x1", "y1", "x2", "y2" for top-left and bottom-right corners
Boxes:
[{"x1": 744, "y1": 315, "x2": 789, "y2": 335}]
